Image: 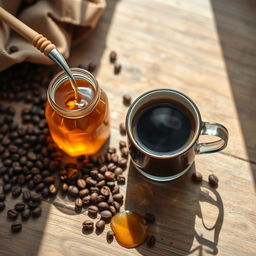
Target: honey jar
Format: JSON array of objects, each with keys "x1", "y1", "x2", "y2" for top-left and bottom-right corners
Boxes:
[{"x1": 45, "y1": 68, "x2": 110, "y2": 156}]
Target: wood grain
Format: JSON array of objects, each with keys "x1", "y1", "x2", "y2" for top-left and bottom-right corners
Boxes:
[{"x1": 1, "y1": 0, "x2": 256, "y2": 255}]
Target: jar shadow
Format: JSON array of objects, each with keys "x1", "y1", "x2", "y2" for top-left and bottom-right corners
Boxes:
[{"x1": 124, "y1": 161, "x2": 224, "y2": 255}]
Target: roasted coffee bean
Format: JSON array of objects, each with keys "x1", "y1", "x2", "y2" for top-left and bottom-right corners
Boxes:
[
  {"x1": 2, "y1": 137, "x2": 11, "y2": 147},
  {"x1": 112, "y1": 185, "x2": 120, "y2": 194},
  {"x1": 118, "y1": 158, "x2": 127, "y2": 168},
  {"x1": 97, "y1": 173, "x2": 105, "y2": 181},
  {"x1": 28, "y1": 200, "x2": 39, "y2": 209},
  {"x1": 77, "y1": 179, "x2": 86, "y2": 189},
  {"x1": 99, "y1": 165, "x2": 108, "y2": 174},
  {"x1": 107, "y1": 163, "x2": 116, "y2": 171},
  {"x1": 21, "y1": 208, "x2": 31, "y2": 220},
  {"x1": 42, "y1": 187, "x2": 50, "y2": 198},
  {"x1": 100, "y1": 186, "x2": 111, "y2": 197},
  {"x1": 146, "y1": 235, "x2": 156, "y2": 247},
  {"x1": 82, "y1": 195, "x2": 91, "y2": 205},
  {"x1": 96, "y1": 220, "x2": 106, "y2": 230},
  {"x1": 114, "y1": 64, "x2": 122, "y2": 75},
  {"x1": 0, "y1": 193, "x2": 5, "y2": 201},
  {"x1": 23, "y1": 191, "x2": 31, "y2": 201},
  {"x1": 111, "y1": 154, "x2": 119, "y2": 164},
  {"x1": 67, "y1": 168, "x2": 79, "y2": 182},
  {"x1": 32, "y1": 207, "x2": 42, "y2": 218},
  {"x1": 97, "y1": 195, "x2": 106, "y2": 203},
  {"x1": 106, "y1": 230, "x2": 114, "y2": 241},
  {"x1": 79, "y1": 188, "x2": 89, "y2": 198},
  {"x1": 119, "y1": 123, "x2": 126, "y2": 135},
  {"x1": 48, "y1": 184, "x2": 57, "y2": 195},
  {"x1": 17, "y1": 174, "x2": 25, "y2": 185},
  {"x1": 100, "y1": 210, "x2": 112, "y2": 221},
  {"x1": 11, "y1": 223, "x2": 22, "y2": 233},
  {"x1": 114, "y1": 167, "x2": 123, "y2": 176},
  {"x1": 104, "y1": 171, "x2": 115, "y2": 180},
  {"x1": 208, "y1": 174, "x2": 219, "y2": 187},
  {"x1": 110, "y1": 51, "x2": 117, "y2": 63},
  {"x1": 106, "y1": 181, "x2": 115, "y2": 189},
  {"x1": 35, "y1": 182, "x2": 45, "y2": 192},
  {"x1": 8, "y1": 145, "x2": 18, "y2": 153},
  {"x1": 15, "y1": 202, "x2": 25, "y2": 212},
  {"x1": 123, "y1": 94, "x2": 132, "y2": 106},
  {"x1": 7, "y1": 209, "x2": 18, "y2": 220},
  {"x1": 98, "y1": 202, "x2": 109, "y2": 211},
  {"x1": 33, "y1": 174, "x2": 42, "y2": 184},
  {"x1": 86, "y1": 177, "x2": 97, "y2": 186},
  {"x1": 90, "y1": 192, "x2": 98, "y2": 203},
  {"x1": 62, "y1": 183, "x2": 69, "y2": 193},
  {"x1": 90, "y1": 169, "x2": 98, "y2": 179},
  {"x1": 117, "y1": 175, "x2": 126, "y2": 185},
  {"x1": 0, "y1": 202, "x2": 5, "y2": 211},
  {"x1": 88, "y1": 205, "x2": 98, "y2": 216},
  {"x1": 3, "y1": 159, "x2": 12, "y2": 167},
  {"x1": 107, "y1": 193, "x2": 114, "y2": 204},
  {"x1": 27, "y1": 152, "x2": 37, "y2": 161},
  {"x1": 109, "y1": 205, "x2": 117, "y2": 215},
  {"x1": 12, "y1": 186, "x2": 22, "y2": 198},
  {"x1": 75, "y1": 198, "x2": 83, "y2": 209},
  {"x1": 90, "y1": 187, "x2": 99, "y2": 193},
  {"x1": 144, "y1": 213, "x2": 155, "y2": 224},
  {"x1": 27, "y1": 180, "x2": 35, "y2": 190},
  {"x1": 105, "y1": 153, "x2": 112, "y2": 162},
  {"x1": 82, "y1": 220, "x2": 94, "y2": 231},
  {"x1": 31, "y1": 193, "x2": 41, "y2": 202},
  {"x1": 3, "y1": 174, "x2": 9, "y2": 183},
  {"x1": 41, "y1": 170, "x2": 51, "y2": 177},
  {"x1": 121, "y1": 147, "x2": 129, "y2": 158},
  {"x1": 96, "y1": 180, "x2": 105, "y2": 188},
  {"x1": 2, "y1": 152, "x2": 10, "y2": 160},
  {"x1": 77, "y1": 155, "x2": 85, "y2": 162},
  {"x1": 31, "y1": 167, "x2": 40, "y2": 175},
  {"x1": 192, "y1": 172, "x2": 203, "y2": 182},
  {"x1": 113, "y1": 193, "x2": 123, "y2": 202},
  {"x1": 0, "y1": 166, "x2": 7, "y2": 175},
  {"x1": 108, "y1": 147, "x2": 116, "y2": 154},
  {"x1": 43, "y1": 176, "x2": 55, "y2": 185},
  {"x1": 68, "y1": 185, "x2": 79, "y2": 197}
]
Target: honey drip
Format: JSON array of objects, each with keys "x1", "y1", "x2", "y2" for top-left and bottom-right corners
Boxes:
[{"x1": 110, "y1": 210, "x2": 149, "y2": 248}]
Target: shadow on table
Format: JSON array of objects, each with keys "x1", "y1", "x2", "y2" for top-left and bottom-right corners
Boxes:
[
  {"x1": 210, "y1": 0, "x2": 256, "y2": 186},
  {"x1": 69, "y1": 0, "x2": 120, "y2": 75},
  {"x1": 124, "y1": 162, "x2": 224, "y2": 255}
]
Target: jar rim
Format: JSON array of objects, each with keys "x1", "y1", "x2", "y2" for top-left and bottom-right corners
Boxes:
[{"x1": 47, "y1": 68, "x2": 100, "y2": 119}]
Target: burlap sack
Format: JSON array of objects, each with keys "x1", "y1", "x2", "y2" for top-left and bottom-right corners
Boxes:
[{"x1": 0, "y1": 0, "x2": 106, "y2": 71}]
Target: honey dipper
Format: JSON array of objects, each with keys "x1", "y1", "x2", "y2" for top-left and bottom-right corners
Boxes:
[{"x1": 0, "y1": 6, "x2": 77, "y2": 92}]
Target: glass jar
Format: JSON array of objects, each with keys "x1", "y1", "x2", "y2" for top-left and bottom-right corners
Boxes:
[{"x1": 45, "y1": 68, "x2": 110, "y2": 157}]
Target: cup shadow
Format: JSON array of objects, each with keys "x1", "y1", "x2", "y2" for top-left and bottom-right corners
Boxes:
[{"x1": 124, "y1": 162, "x2": 224, "y2": 255}]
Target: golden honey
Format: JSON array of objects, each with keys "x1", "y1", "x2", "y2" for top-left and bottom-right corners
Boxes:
[{"x1": 45, "y1": 68, "x2": 110, "y2": 156}]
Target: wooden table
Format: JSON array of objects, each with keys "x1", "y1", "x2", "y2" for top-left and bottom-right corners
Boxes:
[{"x1": 1, "y1": 0, "x2": 256, "y2": 255}]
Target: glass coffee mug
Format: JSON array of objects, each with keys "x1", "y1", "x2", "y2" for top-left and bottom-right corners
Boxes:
[{"x1": 126, "y1": 89, "x2": 228, "y2": 181}]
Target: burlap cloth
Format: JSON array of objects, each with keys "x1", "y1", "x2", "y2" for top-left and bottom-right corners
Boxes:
[{"x1": 0, "y1": 0, "x2": 106, "y2": 72}]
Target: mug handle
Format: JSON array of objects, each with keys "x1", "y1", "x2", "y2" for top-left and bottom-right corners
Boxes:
[{"x1": 195, "y1": 122, "x2": 228, "y2": 154}]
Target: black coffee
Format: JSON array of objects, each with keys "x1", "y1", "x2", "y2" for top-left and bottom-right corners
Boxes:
[{"x1": 132, "y1": 100, "x2": 194, "y2": 154}]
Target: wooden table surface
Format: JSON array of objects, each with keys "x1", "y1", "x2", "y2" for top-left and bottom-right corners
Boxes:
[{"x1": 1, "y1": 0, "x2": 256, "y2": 255}]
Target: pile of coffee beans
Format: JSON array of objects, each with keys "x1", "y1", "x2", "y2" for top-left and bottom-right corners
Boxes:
[{"x1": 191, "y1": 171, "x2": 219, "y2": 188}]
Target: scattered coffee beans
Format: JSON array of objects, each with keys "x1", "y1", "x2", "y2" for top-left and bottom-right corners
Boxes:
[
  {"x1": 208, "y1": 174, "x2": 219, "y2": 187},
  {"x1": 21, "y1": 209, "x2": 31, "y2": 220},
  {"x1": 7, "y1": 209, "x2": 18, "y2": 220},
  {"x1": 11, "y1": 223, "x2": 22, "y2": 233},
  {"x1": 96, "y1": 220, "x2": 106, "y2": 230},
  {"x1": 119, "y1": 123, "x2": 126, "y2": 136},
  {"x1": 109, "y1": 51, "x2": 117, "y2": 63},
  {"x1": 114, "y1": 64, "x2": 122, "y2": 75},
  {"x1": 32, "y1": 207, "x2": 42, "y2": 218},
  {"x1": 15, "y1": 203, "x2": 25, "y2": 212},
  {"x1": 82, "y1": 220, "x2": 94, "y2": 231},
  {"x1": 123, "y1": 94, "x2": 132, "y2": 106},
  {"x1": 106, "y1": 230, "x2": 114, "y2": 241}
]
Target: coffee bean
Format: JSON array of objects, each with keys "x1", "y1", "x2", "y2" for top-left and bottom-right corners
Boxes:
[
  {"x1": 35, "y1": 182, "x2": 45, "y2": 192},
  {"x1": 96, "y1": 180, "x2": 105, "y2": 188},
  {"x1": 108, "y1": 147, "x2": 116, "y2": 154},
  {"x1": 27, "y1": 152, "x2": 37, "y2": 161},
  {"x1": 114, "y1": 167, "x2": 123, "y2": 176},
  {"x1": 88, "y1": 205, "x2": 98, "y2": 216},
  {"x1": 82, "y1": 195, "x2": 91, "y2": 205},
  {"x1": 113, "y1": 193, "x2": 123, "y2": 202},
  {"x1": 97, "y1": 173, "x2": 105, "y2": 181},
  {"x1": 79, "y1": 188, "x2": 89, "y2": 198},
  {"x1": 43, "y1": 176, "x2": 55, "y2": 185},
  {"x1": 118, "y1": 158, "x2": 127, "y2": 168},
  {"x1": 7, "y1": 209, "x2": 18, "y2": 220},
  {"x1": 86, "y1": 177, "x2": 97, "y2": 186},
  {"x1": 99, "y1": 165, "x2": 108, "y2": 174},
  {"x1": 77, "y1": 179, "x2": 86, "y2": 189},
  {"x1": 106, "y1": 230, "x2": 114, "y2": 241},
  {"x1": 98, "y1": 202, "x2": 109, "y2": 211},
  {"x1": 110, "y1": 51, "x2": 117, "y2": 63},
  {"x1": 123, "y1": 94, "x2": 132, "y2": 106},
  {"x1": 117, "y1": 175, "x2": 126, "y2": 185},
  {"x1": 112, "y1": 185, "x2": 120, "y2": 194},
  {"x1": 32, "y1": 207, "x2": 42, "y2": 218},
  {"x1": 15, "y1": 203, "x2": 25, "y2": 212},
  {"x1": 49, "y1": 184, "x2": 58, "y2": 195},
  {"x1": 107, "y1": 193, "x2": 114, "y2": 204},
  {"x1": 97, "y1": 195, "x2": 106, "y2": 203},
  {"x1": 82, "y1": 220, "x2": 94, "y2": 231},
  {"x1": 23, "y1": 191, "x2": 31, "y2": 201},
  {"x1": 42, "y1": 187, "x2": 50, "y2": 198},
  {"x1": 12, "y1": 186, "x2": 22, "y2": 198},
  {"x1": 121, "y1": 147, "x2": 129, "y2": 158},
  {"x1": 3, "y1": 174, "x2": 9, "y2": 183},
  {"x1": 61, "y1": 183, "x2": 69, "y2": 193},
  {"x1": 111, "y1": 154, "x2": 118, "y2": 164},
  {"x1": 11, "y1": 223, "x2": 22, "y2": 233},
  {"x1": 208, "y1": 174, "x2": 219, "y2": 187},
  {"x1": 75, "y1": 198, "x2": 83, "y2": 209},
  {"x1": 0, "y1": 202, "x2": 5, "y2": 211},
  {"x1": 114, "y1": 64, "x2": 122, "y2": 75},
  {"x1": 9, "y1": 45, "x2": 19, "y2": 53},
  {"x1": 144, "y1": 213, "x2": 155, "y2": 224},
  {"x1": 8, "y1": 145, "x2": 18, "y2": 153},
  {"x1": 146, "y1": 235, "x2": 156, "y2": 247},
  {"x1": 67, "y1": 168, "x2": 79, "y2": 182},
  {"x1": 100, "y1": 210, "x2": 112, "y2": 221},
  {"x1": 119, "y1": 123, "x2": 126, "y2": 136},
  {"x1": 31, "y1": 193, "x2": 41, "y2": 202},
  {"x1": 100, "y1": 186, "x2": 111, "y2": 197},
  {"x1": 68, "y1": 185, "x2": 79, "y2": 197},
  {"x1": 3, "y1": 159, "x2": 12, "y2": 167},
  {"x1": 90, "y1": 169, "x2": 98, "y2": 179},
  {"x1": 0, "y1": 193, "x2": 5, "y2": 201},
  {"x1": 107, "y1": 163, "x2": 116, "y2": 171},
  {"x1": 109, "y1": 205, "x2": 117, "y2": 215},
  {"x1": 0, "y1": 166, "x2": 7, "y2": 175},
  {"x1": 104, "y1": 171, "x2": 115, "y2": 181},
  {"x1": 21, "y1": 208, "x2": 31, "y2": 220},
  {"x1": 96, "y1": 220, "x2": 106, "y2": 230},
  {"x1": 33, "y1": 174, "x2": 42, "y2": 184},
  {"x1": 27, "y1": 180, "x2": 35, "y2": 190},
  {"x1": 28, "y1": 200, "x2": 39, "y2": 209},
  {"x1": 17, "y1": 174, "x2": 25, "y2": 185},
  {"x1": 105, "y1": 153, "x2": 112, "y2": 162},
  {"x1": 192, "y1": 172, "x2": 203, "y2": 182}
]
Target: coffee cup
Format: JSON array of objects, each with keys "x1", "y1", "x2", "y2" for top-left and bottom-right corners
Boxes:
[{"x1": 125, "y1": 89, "x2": 228, "y2": 181}]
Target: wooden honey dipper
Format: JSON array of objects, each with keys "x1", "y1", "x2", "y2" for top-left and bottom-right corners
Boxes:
[{"x1": 0, "y1": 6, "x2": 79, "y2": 100}]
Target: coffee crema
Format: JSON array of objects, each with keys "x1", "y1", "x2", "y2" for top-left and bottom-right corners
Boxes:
[{"x1": 132, "y1": 99, "x2": 195, "y2": 155}]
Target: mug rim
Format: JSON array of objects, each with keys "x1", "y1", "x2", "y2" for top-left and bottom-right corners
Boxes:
[{"x1": 125, "y1": 88, "x2": 202, "y2": 159}]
